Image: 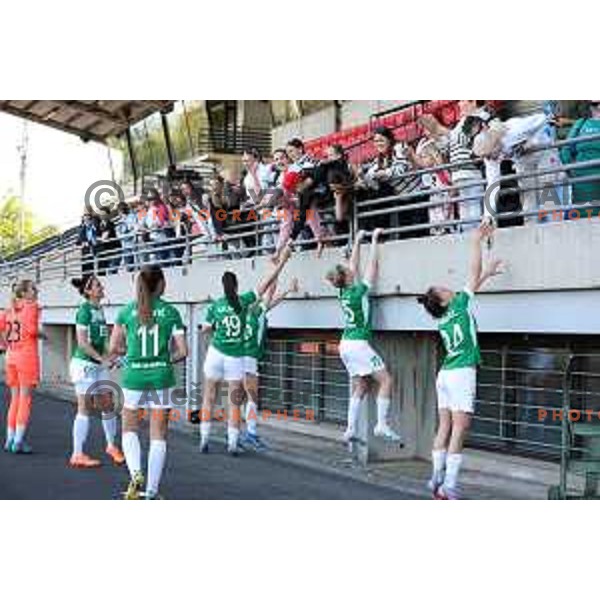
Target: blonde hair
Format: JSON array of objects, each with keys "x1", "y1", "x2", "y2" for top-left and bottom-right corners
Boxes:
[
  {"x1": 416, "y1": 138, "x2": 444, "y2": 165},
  {"x1": 11, "y1": 279, "x2": 35, "y2": 306},
  {"x1": 418, "y1": 114, "x2": 448, "y2": 139}
]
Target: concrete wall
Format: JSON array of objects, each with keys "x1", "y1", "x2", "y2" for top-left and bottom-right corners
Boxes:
[
  {"x1": 239, "y1": 101, "x2": 273, "y2": 130},
  {"x1": 7, "y1": 218, "x2": 600, "y2": 328},
  {"x1": 3, "y1": 219, "x2": 600, "y2": 463},
  {"x1": 272, "y1": 105, "x2": 337, "y2": 149}
]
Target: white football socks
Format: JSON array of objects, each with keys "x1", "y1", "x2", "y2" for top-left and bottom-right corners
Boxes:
[
  {"x1": 72, "y1": 414, "x2": 90, "y2": 455},
  {"x1": 444, "y1": 453, "x2": 463, "y2": 490},
  {"x1": 122, "y1": 431, "x2": 142, "y2": 478},
  {"x1": 227, "y1": 426, "x2": 240, "y2": 450},
  {"x1": 200, "y1": 421, "x2": 211, "y2": 446},
  {"x1": 431, "y1": 449, "x2": 447, "y2": 482},
  {"x1": 347, "y1": 394, "x2": 362, "y2": 435},
  {"x1": 14, "y1": 425, "x2": 27, "y2": 445},
  {"x1": 147, "y1": 440, "x2": 167, "y2": 495},
  {"x1": 376, "y1": 397, "x2": 391, "y2": 429},
  {"x1": 102, "y1": 413, "x2": 118, "y2": 446},
  {"x1": 245, "y1": 400, "x2": 258, "y2": 436}
]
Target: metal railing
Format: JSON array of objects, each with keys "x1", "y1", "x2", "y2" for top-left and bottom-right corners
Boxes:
[
  {"x1": 470, "y1": 348, "x2": 600, "y2": 462},
  {"x1": 2, "y1": 128, "x2": 600, "y2": 287},
  {"x1": 258, "y1": 338, "x2": 349, "y2": 423}
]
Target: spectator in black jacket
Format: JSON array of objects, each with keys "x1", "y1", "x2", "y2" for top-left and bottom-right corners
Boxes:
[
  {"x1": 97, "y1": 215, "x2": 121, "y2": 276},
  {"x1": 315, "y1": 144, "x2": 355, "y2": 243},
  {"x1": 77, "y1": 212, "x2": 99, "y2": 275}
]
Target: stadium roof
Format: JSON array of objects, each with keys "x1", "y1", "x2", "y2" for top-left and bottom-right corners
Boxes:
[{"x1": 0, "y1": 100, "x2": 175, "y2": 143}]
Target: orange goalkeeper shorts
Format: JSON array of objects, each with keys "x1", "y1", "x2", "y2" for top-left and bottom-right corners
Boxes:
[{"x1": 5, "y1": 352, "x2": 40, "y2": 388}]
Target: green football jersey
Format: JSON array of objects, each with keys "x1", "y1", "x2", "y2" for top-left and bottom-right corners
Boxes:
[
  {"x1": 438, "y1": 288, "x2": 481, "y2": 370},
  {"x1": 116, "y1": 298, "x2": 185, "y2": 390},
  {"x1": 73, "y1": 301, "x2": 108, "y2": 362},
  {"x1": 339, "y1": 281, "x2": 371, "y2": 341},
  {"x1": 243, "y1": 301, "x2": 268, "y2": 360},
  {"x1": 204, "y1": 290, "x2": 257, "y2": 357}
]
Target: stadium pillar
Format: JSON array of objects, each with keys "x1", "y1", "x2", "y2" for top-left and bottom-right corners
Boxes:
[
  {"x1": 125, "y1": 128, "x2": 138, "y2": 195},
  {"x1": 161, "y1": 112, "x2": 175, "y2": 168}
]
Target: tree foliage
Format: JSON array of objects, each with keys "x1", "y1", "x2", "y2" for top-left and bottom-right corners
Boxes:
[{"x1": 0, "y1": 195, "x2": 60, "y2": 257}]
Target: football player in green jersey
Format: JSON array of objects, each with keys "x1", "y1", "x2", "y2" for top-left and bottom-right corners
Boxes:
[
  {"x1": 239, "y1": 276, "x2": 300, "y2": 450},
  {"x1": 326, "y1": 228, "x2": 402, "y2": 446},
  {"x1": 200, "y1": 243, "x2": 293, "y2": 455},
  {"x1": 109, "y1": 265, "x2": 187, "y2": 499},
  {"x1": 418, "y1": 221, "x2": 504, "y2": 499},
  {"x1": 68, "y1": 275, "x2": 125, "y2": 469}
]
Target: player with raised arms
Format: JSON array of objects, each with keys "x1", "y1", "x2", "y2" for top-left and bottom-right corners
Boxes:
[
  {"x1": 326, "y1": 229, "x2": 402, "y2": 446},
  {"x1": 239, "y1": 275, "x2": 300, "y2": 450},
  {"x1": 1, "y1": 280, "x2": 43, "y2": 454},
  {"x1": 418, "y1": 221, "x2": 503, "y2": 499},
  {"x1": 69, "y1": 274, "x2": 125, "y2": 468},
  {"x1": 109, "y1": 265, "x2": 188, "y2": 499},
  {"x1": 200, "y1": 243, "x2": 293, "y2": 456}
]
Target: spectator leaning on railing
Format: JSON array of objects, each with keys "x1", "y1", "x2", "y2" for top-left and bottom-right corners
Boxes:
[
  {"x1": 97, "y1": 214, "x2": 121, "y2": 276},
  {"x1": 560, "y1": 100, "x2": 600, "y2": 216},
  {"x1": 241, "y1": 147, "x2": 273, "y2": 208},
  {"x1": 472, "y1": 112, "x2": 566, "y2": 226},
  {"x1": 115, "y1": 202, "x2": 138, "y2": 272},
  {"x1": 143, "y1": 189, "x2": 171, "y2": 264},
  {"x1": 355, "y1": 126, "x2": 424, "y2": 236},
  {"x1": 77, "y1": 211, "x2": 99, "y2": 276},
  {"x1": 445, "y1": 101, "x2": 488, "y2": 231},
  {"x1": 313, "y1": 144, "x2": 355, "y2": 244},
  {"x1": 286, "y1": 138, "x2": 323, "y2": 247},
  {"x1": 413, "y1": 138, "x2": 454, "y2": 235}
]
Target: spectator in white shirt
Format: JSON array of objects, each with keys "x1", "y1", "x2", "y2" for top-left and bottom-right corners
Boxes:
[
  {"x1": 473, "y1": 113, "x2": 565, "y2": 225},
  {"x1": 242, "y1": 147, "x2": 273, "y2": 208},
  {"x1": 421, "y1": 100, "x2": 488, "y2": 231},
  {"x1": 115, "y1": 203, "x2": 138, "y2": 271}
]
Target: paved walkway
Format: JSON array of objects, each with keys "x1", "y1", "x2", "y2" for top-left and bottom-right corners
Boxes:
[{"x1": 0, "y1": 389, "x2": 413, "y2": 500}]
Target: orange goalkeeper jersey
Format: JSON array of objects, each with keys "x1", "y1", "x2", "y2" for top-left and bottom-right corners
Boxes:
[{"x1": 2, "y1": 301, "x2": 41, "y2": 357}]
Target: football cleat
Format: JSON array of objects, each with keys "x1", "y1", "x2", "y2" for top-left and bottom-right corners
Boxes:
[
  {"x1": 427, "y1": 477, "x2": 444, "y2": 499},
  {"x1": 69, "y1": 453, "x2": 101, "y2": 468},
  {"x1": 373, "y1": 424, "x2": 404, "y2": 446},
  {"x1": 239, "y1": 431, "x2": 268, "y2": 451},
  {"x1": 123, "y1": 472, "x2": 145, "y2": 500},
  {"x1": 12, "y1": 441, "x2": 33, "y2": 454},
  {"x1": 142, "y1": 490, "x2": 163, "y2": 500},
  {"x1": 106, "y1": 444, "x2": 126, "y2": 466},
  {"x1": 436, "y1": 485, "x2": 460, "y2": 500}
]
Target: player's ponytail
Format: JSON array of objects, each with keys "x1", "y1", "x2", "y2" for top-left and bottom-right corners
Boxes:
[
  {"x1": 71, "y1": 274, "x2": 94, "y2": 298},
  {"x1": 137, "y1": 265, "x2": 165, "y2": 326},
  {"x1": 222, "y1": 271, "x2": 242, "y2": 315},
  {"x1": 417, "y1": 288, "x2": 448, "y2": 319},
  {"x1": 326, "y1": 264, "x2": 348, "y2": 289}
]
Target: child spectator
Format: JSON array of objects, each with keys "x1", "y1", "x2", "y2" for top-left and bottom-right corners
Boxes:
[{"x1": 414, "y1": 138, "x2": 454, "y2": 235}]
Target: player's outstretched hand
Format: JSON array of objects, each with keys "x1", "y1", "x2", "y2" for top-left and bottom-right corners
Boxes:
[
  {"x1": 475, "y1": 219, "x2": 494, "y2": 242},
  {"x1": 280, "y1": 242, "x2": 293, "y2": 263},
  {"x1": 486, "y1": 259, "x2": 506, "y2": 277},
  {"x1": 355, "y1": 230, "x2": 367, "y2": 243}
]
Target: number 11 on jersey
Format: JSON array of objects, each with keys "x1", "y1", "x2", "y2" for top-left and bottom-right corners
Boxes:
[{"x1": 138, "y1": 324, "x2": 159, "y2": 358}]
